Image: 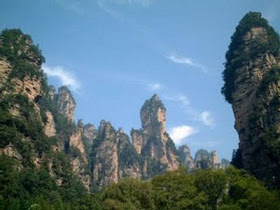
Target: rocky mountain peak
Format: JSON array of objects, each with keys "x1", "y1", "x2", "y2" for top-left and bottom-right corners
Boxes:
[
  {"x1": 83, "y1": 123, "x2": 97, "y2": 146},
  {"x1": 140, "y1": 94, "x2": 166, "y2": 137},
  {"x1": 56, "y1": 86, "x2": 76, "y2": 123},
  {"x1": 178, "y1": 145, "x2": 194, "y2": 170},
  {"x1": 222, "y1": 12, "x2": 280, "y2": 187}
]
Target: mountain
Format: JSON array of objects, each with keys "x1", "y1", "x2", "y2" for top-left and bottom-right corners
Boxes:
[
  {"x1": 222, "y1": 12, "x2": 280, "y2": 188},
  {"x1": 0, "y1": 29, "x2": 229, "y2": 200}
]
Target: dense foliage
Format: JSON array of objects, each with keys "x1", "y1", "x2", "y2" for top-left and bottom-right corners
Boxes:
[
  {"x1": 221, "y1": 12, "x2": 280, "y2": 103},
  {"x1": 2, "y1": 166, "x2": 278, "y2": 210}
]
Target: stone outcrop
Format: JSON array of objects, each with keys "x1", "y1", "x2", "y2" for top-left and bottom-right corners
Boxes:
[
  {"x1": 194, "y1": 149, "x2": 223, "y2": 169},
  {"x1": 91, "y1": 121, "x2": 141, "y2": 190},
  {"x1": 83, "y1": 123, "x2": 98, "y2": 146},
  {"x1": 222, "y1": 12, "x2": 280, "y2": 187},
  {"x1": 221, "y1": 158, "x2": 230, "y2": 169},
  {"x1": 48, "y1": 85, "x2": 56, "y2": 100},
  {"x1": 56, "y1": 86, "x2": 76, "y2": 123},
  {"x1": 0, "y1": 59, "x2": 11, "y2": 89},
  {"x1": 44, "y1": 111, "x2": 56, "y2": 137},
  {"x1": 210, "y1": 151, "x2": 220, "y2": 169},
  {"x1": 69, "y1": 124, "x2": 91, "y2": 192},
  {"x1": 178, "y1": 145, "x2": 194, "y2": 170},
  {"x1": 131, "y1": 94, "x2": 179, "y2": 178}
]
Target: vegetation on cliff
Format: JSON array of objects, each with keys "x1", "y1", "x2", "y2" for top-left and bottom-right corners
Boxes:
[{"x1": 222, "y1": 12, "x2": 280, "y2": 103}]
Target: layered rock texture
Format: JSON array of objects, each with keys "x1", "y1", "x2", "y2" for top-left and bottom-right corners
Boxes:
[
  {"x1": 222, "y1": 12, "x2": 280, "y2": 187},
  {"x1": 131, "y1": 94, "x2": 179, "y2": 178},
  {"x1": 55, "y1": 86, "x2": 76, "y2": 123},
  {"x1": 178, "y1": 145, "x2": 194, "y2": 170}
]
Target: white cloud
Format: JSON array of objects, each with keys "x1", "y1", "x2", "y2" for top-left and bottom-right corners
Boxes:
[
  {"x1": 164, "y1": 93, "x2": 215, "y2": 128},
  {"x1": 149, "y1": 82, "x2": 162, "y2": 91},
  {"x1": 42, "y1": 65, "x2": 80, "y2": 91},
  {"x1": 200, "y1": 111, "x2": 215, "y2": 128},
  {"x1": 166, "y1": 54, "x2": 207, "y2": 72},
  {"x1": 164, "y1": 94, "x2": 190, "y2": 106},
  {"x1": 170, "y1": 125, "x2": 198, "y2": 145}
]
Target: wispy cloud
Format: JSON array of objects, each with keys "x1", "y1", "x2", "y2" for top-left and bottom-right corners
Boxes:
[
  {"x1": 55, "y1": 0, "x2": 86, "y2": 15},
  {"x1": 169, "y1": 125, "x2": 198, "y2": 145},
  {"x1": 166, "y1": 54, "x2": 207, "y2": 73},
  {"x1": 98, "y1": 0, "x2": 153, "y2": 7},
  {"x1": 149, "y1": 82, "x2": 163, "y2": 91},
  {"x1": 164, "y1": 94, "x2": 190, "y2": 106},
  {"x1": 200, "y1": 111, "x2": 215, "y2": 128},
  {"x1": 164, "y1": 93, "x2": 215, "y2": 128},
  {"x1": 42, "y1": 65, "x2": 80, "y2": 91}
]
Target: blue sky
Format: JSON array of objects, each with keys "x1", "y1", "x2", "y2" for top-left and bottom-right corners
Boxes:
[{"x1": 1, "y1": 0, "x2": 280, "y2": 160}]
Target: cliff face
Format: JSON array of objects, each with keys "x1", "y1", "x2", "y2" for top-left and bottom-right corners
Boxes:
[
  {"x1": 0, "y1": 29, "x2": 92, "y2": 193},
  {"x1": 194, "y1": 149, "x2": 221, "y2": 169},
  {"x1": 131, "y1": 94, "x2": 179, "y2": 178},
  {"x1": 56, "y1": 86, "x2": 76, "y2": 123},
  {"x1": 91, "y1": 121, "x2": 141, "y2": 190},
  {"x1": 83, "y1": 123, "x2": 98, "y2": 146},
  {"x1": 178, "y1": 145, "x2": 194, "y2": 170},
  {"x1": 222, "y1": 12, "x2": 280, "y2": 187},
  {"x1": 69, "y1": 122, "x2": 91, "y2": 192}
]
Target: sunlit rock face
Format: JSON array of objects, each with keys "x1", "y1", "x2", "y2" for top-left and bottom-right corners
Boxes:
[
  {"x1": 222, "y1": 12, "x2": 280, "y2": 187},
  {"x1": 178, "y1": 145, "x2": 194, "y2": 170},
  {"x1": 69, "y1": 124, "x2": 91, "y2": 192},
  {"x1": 44, "y1": 111, "x2": 56, "y2": 137},
  {"x1": 56, "y1": 86, "x2": 76, "y2": 123},
  {"x1": 132, "y1": 94, "x2": 179, "y2": 179},
  {"x1": 91, "y1": 121, "x2": 141, "y2": 191}
]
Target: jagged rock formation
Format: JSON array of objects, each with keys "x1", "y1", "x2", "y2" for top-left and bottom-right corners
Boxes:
[
  {"x1": 210, "y1": 150, "x2": 220, "y2": 169},
  {"x1": 221, "y1": 158, "x2": 230, "y2": 169},
  {"x1": 83, "y1": 123, "x2": 98, "y2": 146},
  {"x1": 0, "y1": 29, "x2": 92, "y2": 193},
  {"x1": 222, "y1": 12, "x2": 280, "y2": 187},
  {"x1": 194, "y1": 149, "x2": 222, "y2": 169},
  {"x1": 55, "y1": 86, "x2": 76, "y2": 123},
  {"x1": 69, "y1": 122, "x2": 91, "y2": 192},
  {"x1": 194, "y1": 149, "x2": 212, "y2": 169},
  {"x1": 131, "y1": 94, "x2": 179, "y2": 178},
  {"x1": 91, "y1": 121, "x2": 141, "y2": 190},
  {"x1": 178, "y1": 145, "x2": 194, "y2": 170},
  {"x1": 48, "y1": 85, "x2": 56, "y2": 100},
  {"x1": 0, "y1": 29, "x2": 232, "y2": 197}
]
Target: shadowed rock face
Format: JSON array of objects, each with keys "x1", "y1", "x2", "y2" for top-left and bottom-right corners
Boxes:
[
  {"x1": 56, "y1": 86, "x2": 76, "y2": 123},
  {"x1": 178, "y1": 145, "x2": 194, "y2": 170},
  {"x1": 194, "y1": 149, "x2": 222, "y2": 169},
  {"x1": 222, "y1": 12, "x2": 280, "y2": 187},
  {"x1": 83, "y1": 123, "x2": 98, "y2": 146}
]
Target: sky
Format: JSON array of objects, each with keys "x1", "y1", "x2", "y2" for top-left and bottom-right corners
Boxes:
[{"x1": 1, "y1": 0, "x2": 280, "y2": 160}]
